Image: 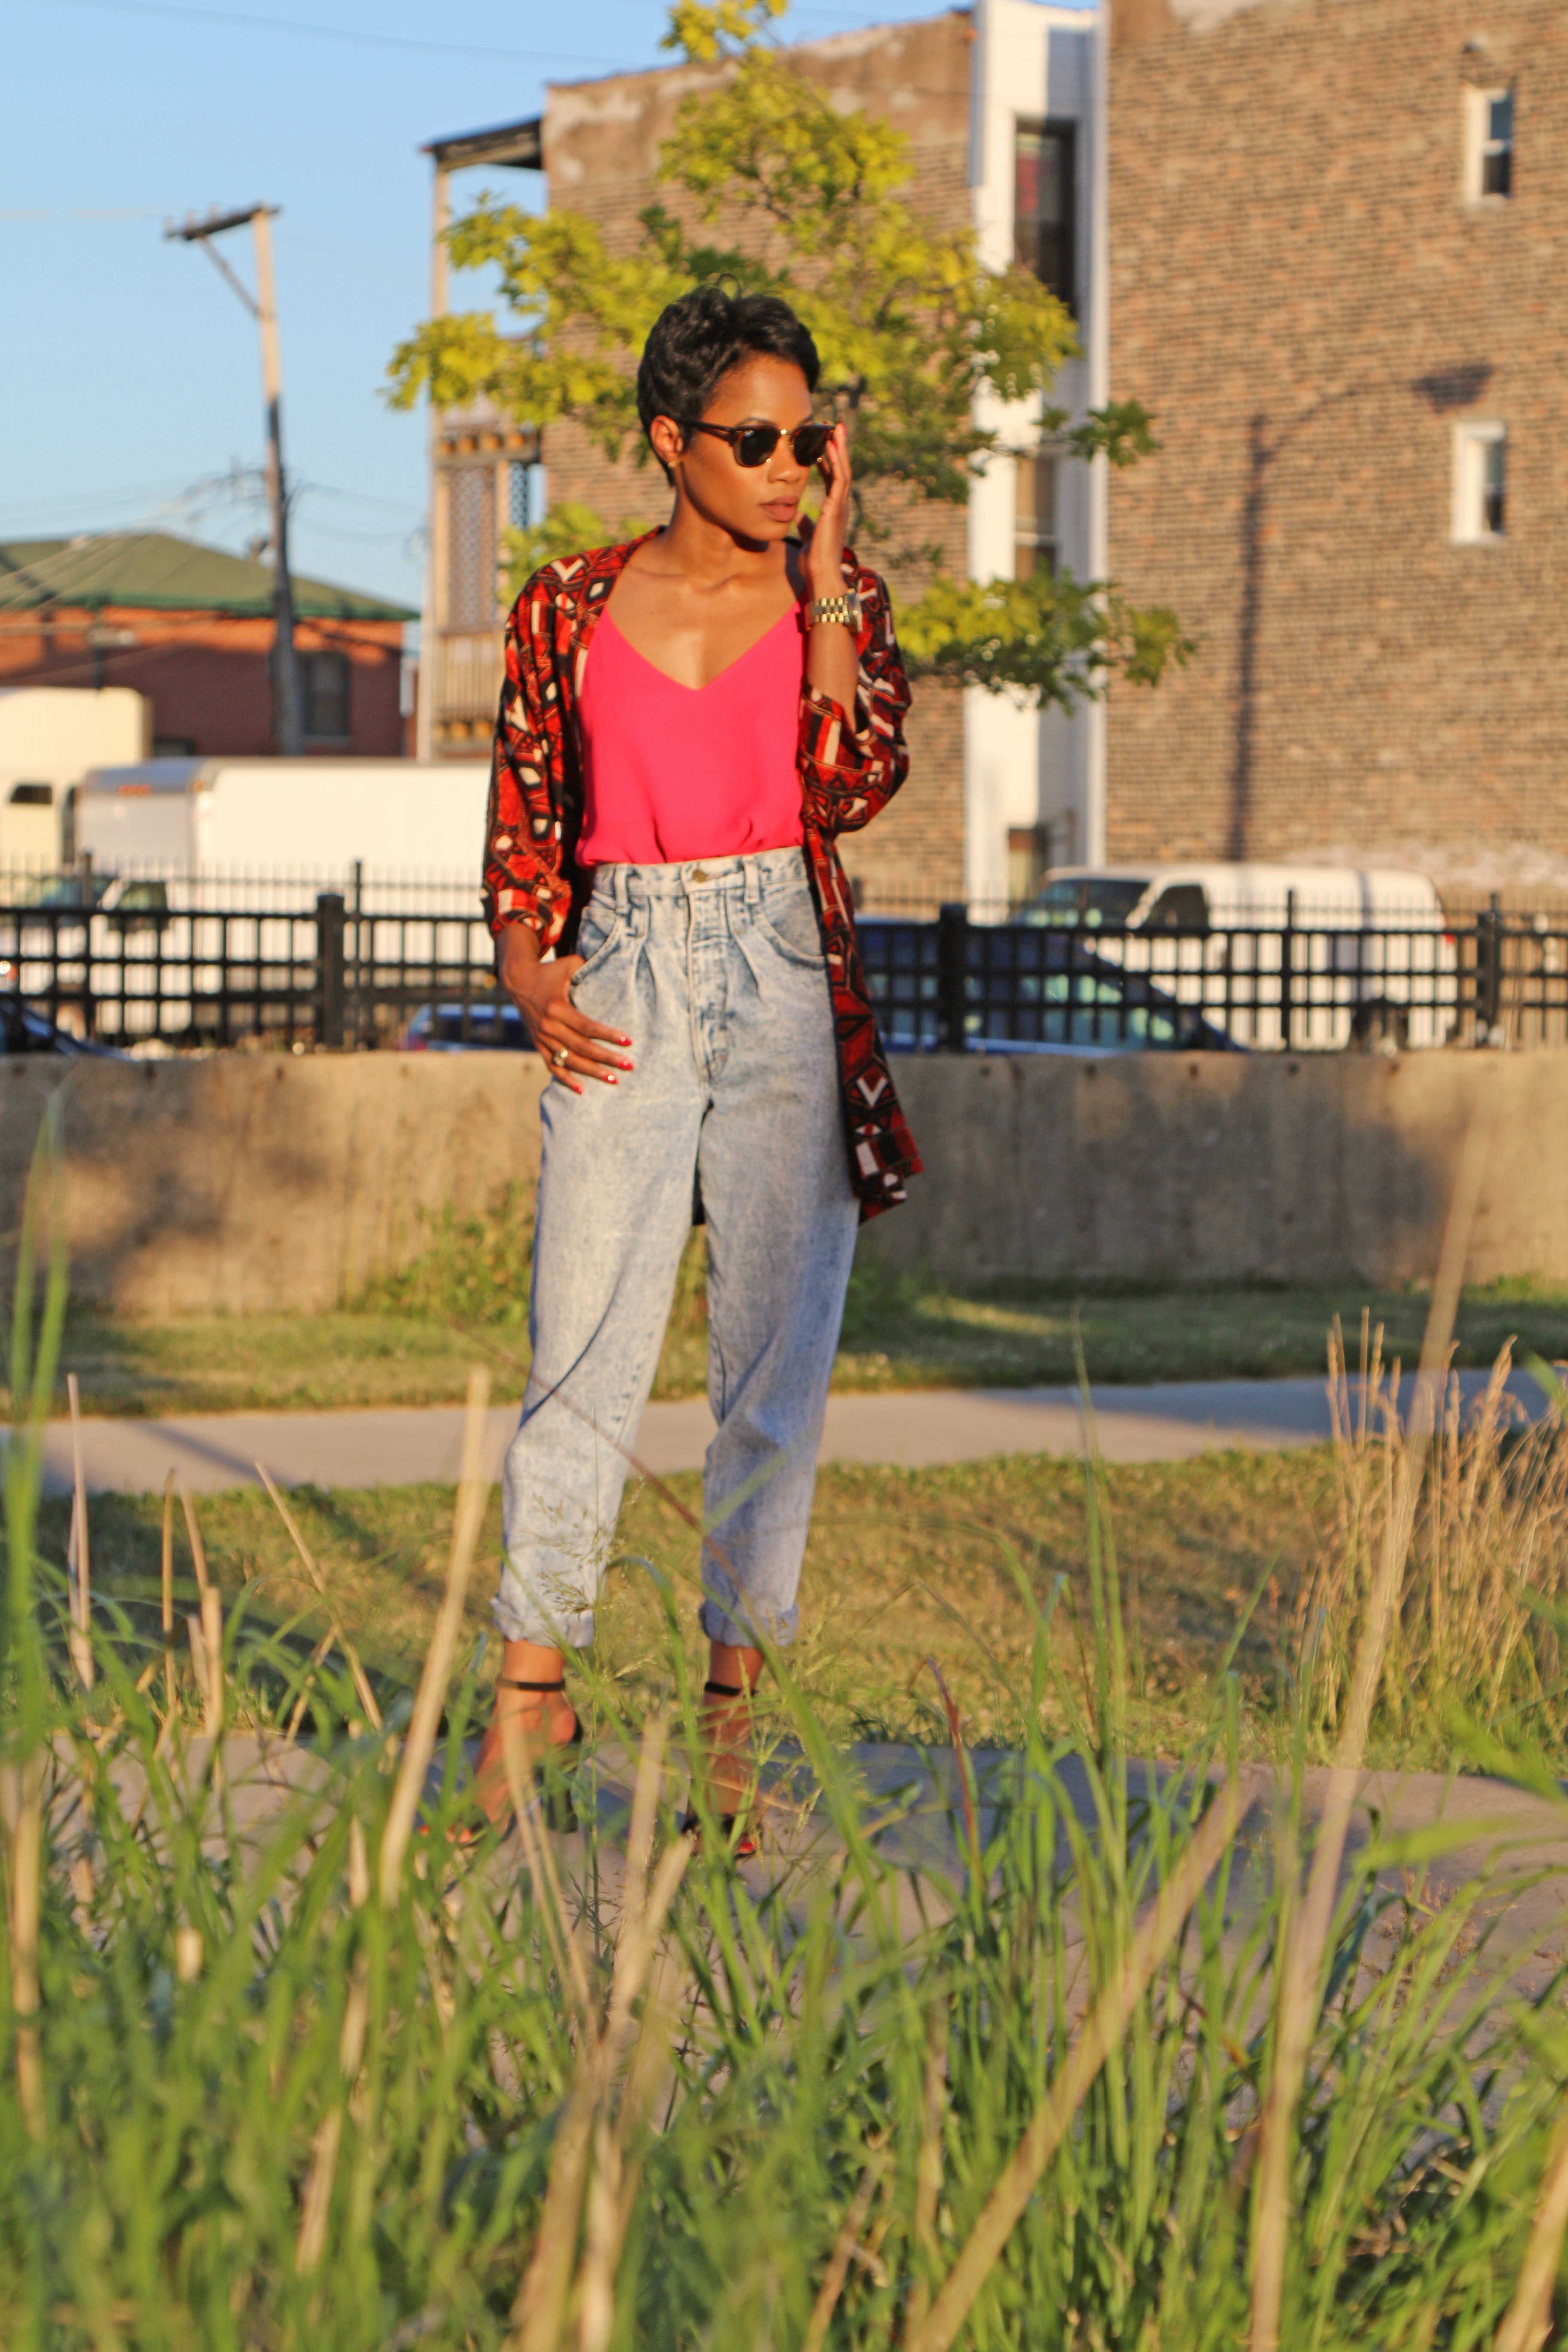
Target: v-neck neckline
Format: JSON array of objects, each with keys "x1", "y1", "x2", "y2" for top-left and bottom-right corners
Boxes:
[{"x1": 595, "y1": 599, "x2": 800, "y2": 695}]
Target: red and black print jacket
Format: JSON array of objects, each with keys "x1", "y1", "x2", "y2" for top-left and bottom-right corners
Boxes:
[{"x1": 482, "y1": 533, "x2": 922, "y2": 1219}]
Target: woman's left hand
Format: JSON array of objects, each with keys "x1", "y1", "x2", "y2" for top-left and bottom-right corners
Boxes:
[{"x1": 804, "y1": 421, "x2": 851, "y2": 600}]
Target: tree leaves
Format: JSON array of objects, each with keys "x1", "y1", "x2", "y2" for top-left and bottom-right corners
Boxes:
[
  {"x1": 897, "y1": 570, "x2": 1194, "y2": 708},
  {"x1": 385, "y1": 1, "x2": 1190, "y2": 711}
]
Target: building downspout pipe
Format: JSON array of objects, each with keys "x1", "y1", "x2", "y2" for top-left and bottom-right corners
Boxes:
[{"x1": 1085, "y1": 1, "x2": 1111, "y2": 867}]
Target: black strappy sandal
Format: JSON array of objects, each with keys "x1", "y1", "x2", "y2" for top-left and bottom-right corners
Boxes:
[
  {"x1": 496, "y1": 1676, "x2": 584, "y2": 1836},
  {"x1": 680, "y1": 1680, "x2": 759, "y2": 1860},
  {"x1": 429, "y1": 1676, "x2": 582, "y2": 1844}
]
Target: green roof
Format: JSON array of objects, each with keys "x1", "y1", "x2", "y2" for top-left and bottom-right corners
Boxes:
[{"x1": 0, "y1": 531, "x2": 416, "y2": 623}]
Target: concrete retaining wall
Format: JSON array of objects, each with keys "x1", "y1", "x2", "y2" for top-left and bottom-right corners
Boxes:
[
  {"x1": 862, "y1": 1051, "x2": 1568, "y2": 1289},
  {"x1": 3, "y1": 1047, "x2": 1565, "y2": 1314},
  {"x1": 1, "y1": 1053, "x2": 548, "y2": 1316}
]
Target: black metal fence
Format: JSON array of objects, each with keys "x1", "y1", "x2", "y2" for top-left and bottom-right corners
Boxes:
[
  {"x1": 0, "y1": 893, "x2": 497, "y2": 1051},
  {"x1": 3, "y1": 886, "x2": 1567, "y2": 1055},
  {"x1": 859, "y1": 899, "x2": 1568, "y2": 1054}
]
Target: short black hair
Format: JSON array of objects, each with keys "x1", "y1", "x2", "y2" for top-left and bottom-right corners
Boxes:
[{"x1": 637, "y1": 283, "x2": 820, "y2": 475}]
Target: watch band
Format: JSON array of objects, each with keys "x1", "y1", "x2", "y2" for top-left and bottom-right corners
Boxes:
[{"x1": 805, "y1": 591, "x2": 861, "y2": 631}]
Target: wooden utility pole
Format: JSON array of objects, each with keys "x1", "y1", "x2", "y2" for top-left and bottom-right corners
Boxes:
[{"x1": 165, "y1": 203, "x2": 303, "y2": 755}]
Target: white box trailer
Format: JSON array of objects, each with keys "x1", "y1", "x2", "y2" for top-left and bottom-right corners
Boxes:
[
  {"x1": 0, "y1": 687, "x2": 149, "y2": 872},
  {"x1": 71, "y1": 756, "x2": 491, "y2": 912}
]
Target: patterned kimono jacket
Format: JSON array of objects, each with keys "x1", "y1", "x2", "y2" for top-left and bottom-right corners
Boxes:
[{"x1": 481, "y1": 533, "x2": 922, "y2": 1219}]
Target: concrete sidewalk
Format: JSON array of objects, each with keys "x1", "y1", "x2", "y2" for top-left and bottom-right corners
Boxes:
[
  {"x1": 49, "y1": 1728, "x2": 1568, "y2": 2012},
  {"x1": 23, "y1": 1366, "x2": 1549, "y2": 1498}
]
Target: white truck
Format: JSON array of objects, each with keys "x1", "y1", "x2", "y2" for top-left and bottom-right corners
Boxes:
[
  {"x1": 69, "y1": 756, "x2": 491, "y2": 914},
  {"x1": 1022, "y1": 863, "x2": 1458, "y2": 1048},
  {"x1": 0, "y1": 687, "x2": 149, "y2": 873}
]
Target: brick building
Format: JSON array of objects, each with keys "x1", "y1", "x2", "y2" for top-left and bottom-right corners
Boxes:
[
  {"x1": 420, "y1": 0, "x2": 1563, "y2": 901},
  {"x1": 1106, "y1": 0, "x2": 1568, "y2": 891},
  {"x1": 419, "y1": 6, "x2": 1106, "y2": 911},
  {"x1": 0, "y1": 533, "x2": 414, "y2": 761}
]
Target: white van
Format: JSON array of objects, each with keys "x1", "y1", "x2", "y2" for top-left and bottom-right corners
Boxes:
[{"x1": 1021, "y1": 864, "x2": 1457, "y2": 1049}]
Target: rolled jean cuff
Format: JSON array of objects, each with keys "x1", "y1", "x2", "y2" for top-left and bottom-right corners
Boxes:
[
  {"x1": 491, "y1": 1588, "x2": 597, "y2": 1651},
  {"x1": 698, "y1": 1595, "x2": 799, "y2": 1653}
]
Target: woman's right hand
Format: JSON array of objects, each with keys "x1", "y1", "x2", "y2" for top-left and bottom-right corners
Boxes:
[{"x1": 497, "y1": 925, "x2": 633, "y2": 1095}]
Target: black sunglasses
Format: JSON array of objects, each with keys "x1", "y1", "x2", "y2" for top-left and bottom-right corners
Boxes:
[{"x1": 680, "y1": 419, "x2": 834, "y2": 469}]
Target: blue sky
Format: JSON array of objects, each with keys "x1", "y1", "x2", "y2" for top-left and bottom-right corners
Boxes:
[{"x1": 3, "y1": 0, "x2": 978, "y2": 613}]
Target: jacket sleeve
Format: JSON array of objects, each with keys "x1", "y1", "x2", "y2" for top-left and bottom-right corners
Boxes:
[
  {"x1": 797, "y1": 564, "x2": 912, "y2": 838},
  {"x1": 481, "y1": 577, "x2": 575, "y2": 950}
]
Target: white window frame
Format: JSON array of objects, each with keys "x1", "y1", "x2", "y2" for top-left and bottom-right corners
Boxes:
[
  {"x1": 1462, "y1": 85, "x2": 1514, "y2": 204},
  {"x1": 1451, "y1": 420, "x2": 1507, "y2": 545}
]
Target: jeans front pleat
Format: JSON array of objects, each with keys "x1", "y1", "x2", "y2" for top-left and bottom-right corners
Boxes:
[{"x1": 494, "y1": 847, "x2": 857, "y2": 1652}]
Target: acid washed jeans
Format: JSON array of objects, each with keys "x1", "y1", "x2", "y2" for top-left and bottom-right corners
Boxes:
[{"x1": 494, "y1": 845, "x2": 859, "y2": 1654}]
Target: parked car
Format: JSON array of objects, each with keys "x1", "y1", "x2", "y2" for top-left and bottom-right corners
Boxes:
[
  {"x1": 398, "y1": 1001, "x2": 529, "y2": 1052},
  {"x1": 0, "y1": 998, "x2": 125, "y2": 1056},
  {"x1": 5, "y1": 872, "x2": 172, "y2": 930},
  {"x1": 1017, "y1": 863, "x2": 1458, "y2": 1049},
  {"x1": 858, "y1": 921, "x2": 1242, "y2": 1054}
]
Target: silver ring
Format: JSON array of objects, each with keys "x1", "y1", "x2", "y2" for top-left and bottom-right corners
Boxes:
[{"x1": 551, "y1": 1045, "x2": 569, "y2": 1069}]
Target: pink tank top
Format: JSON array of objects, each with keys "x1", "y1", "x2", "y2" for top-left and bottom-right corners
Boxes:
[{"x1": 576, "y1": 602, "x2": 805, "y2": 866}]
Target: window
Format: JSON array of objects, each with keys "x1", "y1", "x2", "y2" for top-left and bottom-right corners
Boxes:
[
  {"x1": 1022, "y1": 876, "x2": 1149, "y2": 929},
  {"x1": 8, "y1": 782, "x2": 52, "y2": 807},
  {"x1": 302, "y1": 650, "x2": 352, "y2": 739},
  {"x1": 1144, "y1": 884, "x2": 1210, "y2": 934},
  {"x1": 1452, "y1": 422, "x2": 1507, "y2": 543},
  {"x1": 508, "y1": 459, "x2": 546, "y2": 531},
  {"x1": 1014, "y1": 452, "x2": 1059, "y2": 579},
  {"x1": 1014, "y1": 121, "x2": 1076, "y2": 313},
  {"x1": 1464, "y1": 85, "x2": 1514, "y2": 201},
  {"x1": 1007, "y1": 825, "x2": 1051, "y2": 906},
  {"x1": 444, "y1": 465, "x2": 498, "y2": 631}
]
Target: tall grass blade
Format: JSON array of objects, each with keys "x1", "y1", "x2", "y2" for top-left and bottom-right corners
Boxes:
[
  {"x1": 64, "y1": 1371, "x2": 93, "y2": 1690},
  {"x1": 1248, "y1": 1106, "x2": 1489, "y2": 2352},
  {"x1": 906, "y1": 1771, "x2": 1245, "y2": 2352},
  {"x1": 378, "y1": 1365, "x2": 490, "y2": 1907},
  {"x1": 160, "y1": 1468, "x2": 176, "y2": 1714},
  {"x1": 1493, "y1": 2107, "x2": 1568, "y2": 2352},
  {"x1": 256, "y1": 1458, "x2": 384, "y2": 1733}
]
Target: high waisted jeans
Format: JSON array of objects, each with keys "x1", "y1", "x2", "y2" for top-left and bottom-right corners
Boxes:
[{"x1": 495, "y1": 845, "x2": 858, "y2": 1654}]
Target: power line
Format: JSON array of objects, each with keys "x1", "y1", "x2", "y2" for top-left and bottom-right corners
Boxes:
[
  {"x1": 0, "y1": 469, "x2": 423, "y2": 539},
  {"x1": 0, "y1": 206, "x2": 164, "y2": 220},
  {"x1": 27, "y1": 0, "x2": 646, "y2": 67},
  {"x1": 166, "y1": 204, "x2": 305, "y2": 753}
]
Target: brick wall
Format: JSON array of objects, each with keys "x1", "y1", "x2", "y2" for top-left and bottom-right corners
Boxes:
[
  {"x1": 538, "y1": 10, "x2": 976, "y2": 909},
  {"x1": 1106, "y1": 0, "x2": 1568, "y2": 888},
  {"x1": 0, "y1": 612, "x2": 406, "y2": 759}
]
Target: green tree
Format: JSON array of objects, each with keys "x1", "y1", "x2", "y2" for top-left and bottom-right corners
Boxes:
[{"x1": 388, "y1": 0, "x2": 1190, "y2": 712}]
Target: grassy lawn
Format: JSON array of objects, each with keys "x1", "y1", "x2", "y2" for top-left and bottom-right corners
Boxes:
[
  {"x1": 46, "y1": 1444, "x2": 1333, "y2": 1756},
  {"x1": 28, "y1": 1249, "x2": 1568, "y2": 1419}
]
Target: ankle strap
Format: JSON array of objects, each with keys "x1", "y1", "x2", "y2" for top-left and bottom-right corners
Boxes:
[
  {"x1": 703, "y1": 1678, "x2": 748, "y2": 1699},
  {"x1": 497, "y1": 1677, "x2": 566, "y2": 1694}
]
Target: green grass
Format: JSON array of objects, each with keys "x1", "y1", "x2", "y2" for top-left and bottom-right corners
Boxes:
[
  {"x1": 33, "y1": 1446, "x2": 1327, "y2": 1756},
  {"x1": 24, "y1": 1240, "x2": 1568, "y2": 1418},
  {"x1": 6, "y1": 1160, "x2": 1568, "y2": 2346},
  {"x1": 8, "y1": 1425, "x2": 1568, "y2": 2344}
]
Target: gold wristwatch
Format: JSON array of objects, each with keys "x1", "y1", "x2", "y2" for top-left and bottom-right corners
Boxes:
[{"x1": 805, "y1": 591, "x2": 862, "y2": 631}]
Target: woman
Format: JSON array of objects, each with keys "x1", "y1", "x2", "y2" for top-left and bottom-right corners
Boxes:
[{"x1": 471, "y1": 282, "x2": 920, "y2": 1842}]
